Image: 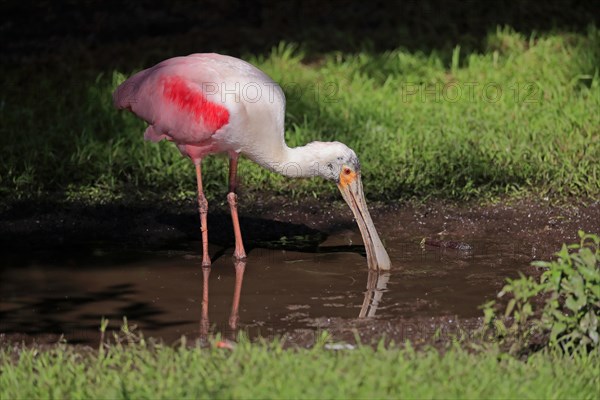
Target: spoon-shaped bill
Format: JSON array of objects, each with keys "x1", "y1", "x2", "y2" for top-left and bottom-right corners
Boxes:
[{"x1": 338, "y1": 174, "x2": 391, "y2": 271}]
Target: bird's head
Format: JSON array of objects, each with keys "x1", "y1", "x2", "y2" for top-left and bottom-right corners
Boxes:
[
  {"x1": 306, "y1": 141, "x2": 391, "y2": 271},
  {"x1": 303, "y1": 141, "x2": 360, "y2": 182}
]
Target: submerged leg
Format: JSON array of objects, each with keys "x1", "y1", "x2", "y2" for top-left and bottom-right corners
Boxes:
[
  {"x1": 227, "y1": 155, "x2": 247, "y2": 260},
  {"x1": 195, "y1": 160, "x2": 211, "y2": 267}
]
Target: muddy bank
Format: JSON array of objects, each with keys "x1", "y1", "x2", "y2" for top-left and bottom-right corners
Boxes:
[
  {"x1": 1, "y1": 196, "x2": 598, "y2": 257},
  {"x1": 0, "y1": 197, "x2": 598, "y2": 347}
]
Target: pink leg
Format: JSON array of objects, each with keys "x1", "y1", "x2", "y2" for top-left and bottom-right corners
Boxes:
[
  {"x1": 195, "y1": 160, "x2": 211, "y2": 267},
  {"x1": 227, "y1": 155, "x2": 247, "y2": 260}
]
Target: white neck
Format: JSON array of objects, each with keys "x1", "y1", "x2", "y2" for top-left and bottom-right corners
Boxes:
[{"x1": 257, "y1": 143, "x2": 323, "y2": 179}]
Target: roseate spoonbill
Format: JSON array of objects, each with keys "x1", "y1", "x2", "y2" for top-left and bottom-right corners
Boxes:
[{"x1": 113, "y1": 53, "x2": 391, "y2": 270}]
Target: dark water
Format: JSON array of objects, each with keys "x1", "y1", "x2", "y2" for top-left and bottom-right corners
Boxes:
[{"x1": 0, "y1": 228, "x2": 532, "y2": 345}]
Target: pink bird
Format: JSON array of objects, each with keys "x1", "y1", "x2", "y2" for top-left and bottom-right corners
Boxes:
[{"x1": 113, "y1": 53, "x2": 391, "y2": 270}]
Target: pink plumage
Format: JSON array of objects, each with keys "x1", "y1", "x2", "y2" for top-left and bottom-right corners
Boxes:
[
  {"x1": 113, "y1": 53, "x2": 391, "y2": 271},
  {"x1": 113, "y1": 54, "x2": 239, "y2": 161},
  {"x1": 162, "y1": 75, "x2": 229, "y2": 131}
]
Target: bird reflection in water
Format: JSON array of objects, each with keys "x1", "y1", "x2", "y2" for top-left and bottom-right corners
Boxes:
[
  {"x1": 199, "y1": 261, "x2": 390, "y2": 339},
  {"x1": 199, "y1": 259, "x2": 246, "y2": 339},
  {"x1": 359, "y1": 271, "x2": 391, "y2": 318}
]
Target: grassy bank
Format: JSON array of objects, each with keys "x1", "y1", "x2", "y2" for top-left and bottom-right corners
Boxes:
[
  {"x1": 1, "y1": 340, "x2": 598, "y2": 399},
  {"x1": 1, "y1": 27, "x2": 599, "y2": 203}
]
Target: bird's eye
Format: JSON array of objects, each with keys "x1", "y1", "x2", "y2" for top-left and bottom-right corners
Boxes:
[{"x1": 343, "y1": 167, "x2": 352, "y2": 175}]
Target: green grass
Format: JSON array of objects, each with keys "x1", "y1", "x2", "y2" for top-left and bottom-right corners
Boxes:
[
  {"x1": 1, "y1": 26, "x2": 599, "y2": 203},
  {"x1": 1, "y1": 339, "x2": 598, "y2": 399}
]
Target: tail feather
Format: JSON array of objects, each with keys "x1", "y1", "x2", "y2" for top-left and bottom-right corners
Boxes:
[{"x1": 113, "y1": 80, "x2": 136, "y2": 110}]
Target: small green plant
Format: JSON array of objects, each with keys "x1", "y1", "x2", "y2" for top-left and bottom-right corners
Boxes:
[
  {"x1": 483, "y1": 231, "x2": 599, "y2": 353},
  {"x1": 99, "y1": 316, "x2": 110, "y2": 352},
  {"x1": 536, "y1": 231, "x2": 600, "y2": 351}
]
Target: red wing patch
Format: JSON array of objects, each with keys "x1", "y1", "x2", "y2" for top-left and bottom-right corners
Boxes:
[{"x1": 162, "y1": 76, "x2": 229, "y2": 132}]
